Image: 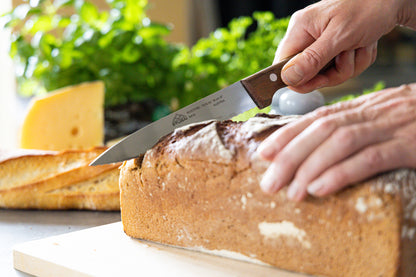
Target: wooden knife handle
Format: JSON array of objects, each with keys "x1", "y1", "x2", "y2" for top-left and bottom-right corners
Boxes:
[{"x1": 241, "y1": 55, "x2": 334, "y2": 109}]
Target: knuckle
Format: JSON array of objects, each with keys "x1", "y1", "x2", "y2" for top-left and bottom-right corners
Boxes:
[
  {"x1": 329, "y1": 167, "x2": 349, "y2": 186},
  {"x1": 334, "y1": 127, "x2": 357, "y2": 149},
  {"x1": 291, "y1": 10, "x2": 305, "y2": 23},
  {"x1": 386, "y1": 86, "x2": 405, "y2": 98},
  {"x1": 383, "y1": 97, "x2": 408, "y2": 111},
  {"x1": 313, "y1": 117, "x2": 337, "y2": 133},
  {"x1": 295, "y1": 162, "x2": 316, "y2": 186},
  {"x1": 399, "y1": 84, "x2": 411, "y2": 93},
  {"x1": 364, "y1": 148, "x2": 384, "y2": 169},
  {"x1": 387, "y1": 84, "x2": 413, "y2": 98},
  {"x1": 333, "y1": 101, "x2": 351, "y2": 111},
  {"x1": 312, "y1": 106, "x2": 332, "y2": 118},
  {"x1": 302, "y1": 48, "x2": 323, "y2": 69},
  {"x1": 361, "y1": 104, "x2": 384, "y2": 121},
  {"x1": 347, "y1": 108, "x2": 364, "y2": 122},
  {"x1": 409, "y1": 83, "x2": 416, "y2": 90}
]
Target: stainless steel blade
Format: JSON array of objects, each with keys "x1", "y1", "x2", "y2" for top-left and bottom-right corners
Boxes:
[{"x1": 90, "y1": 81, "x2": 256, "y2": 165}]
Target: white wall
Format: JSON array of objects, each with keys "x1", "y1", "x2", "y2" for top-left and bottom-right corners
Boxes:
[{"x1": 0, "y1": 0, "x2": 18, "y2": 149}]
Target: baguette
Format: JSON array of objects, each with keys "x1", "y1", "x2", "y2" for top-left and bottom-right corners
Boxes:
[
  {"x1": 0, "y1": 147, "x2": 121, "y2": 210},
  {"x1": 120, "y1": 114, "x2": 416, "y2": 277}
]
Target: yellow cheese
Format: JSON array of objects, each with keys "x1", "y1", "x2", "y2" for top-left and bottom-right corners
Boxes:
[{"x1": 20, "y1": 81, "x2": 105, "y2": 150}]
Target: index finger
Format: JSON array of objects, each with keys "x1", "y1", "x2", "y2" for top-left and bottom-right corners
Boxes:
[{"x1": 273, "y1": 15, "x2": 316, "y2": 64}]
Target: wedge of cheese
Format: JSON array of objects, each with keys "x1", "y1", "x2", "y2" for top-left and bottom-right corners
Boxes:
[{"x1": 20, "y1": 81, "x2": 105, "y2": 150}]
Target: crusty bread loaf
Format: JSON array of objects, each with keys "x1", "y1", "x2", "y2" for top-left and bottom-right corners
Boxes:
[
  {"x1": 0, "y1": 147, "x2": 121, "y2": 210},
  {"x1": 120, "y1": 115, "x2": 416, "y2": 277}
]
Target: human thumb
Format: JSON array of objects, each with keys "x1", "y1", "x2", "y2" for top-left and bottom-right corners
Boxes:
[{"x1": 281, "y1": 38, "x2": 336, "y2": 87}]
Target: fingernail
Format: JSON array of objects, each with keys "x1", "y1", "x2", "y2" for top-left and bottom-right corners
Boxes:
[
  {"x1": 282, "y1": 64, "x2": 303, "y2": 86},
  {"x1": 307, "y1": 180, "x2": 324, "y2": 196},
  {"x1": 287, "y1": 181, "x2": 301, "y2": 200},
  {"x1": 260, "y1": 164, "x2": 280, "y2": 193}
]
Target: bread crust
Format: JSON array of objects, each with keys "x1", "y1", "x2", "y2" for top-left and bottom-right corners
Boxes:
[
  {"x1": 120, "y1": 115, "x2": 416, "y2": 277},
  {"x1": 0, "y1": 147, "x2": 120, "y2": 210}
]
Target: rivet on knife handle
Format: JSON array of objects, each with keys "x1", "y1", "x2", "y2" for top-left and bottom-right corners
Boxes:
[
  {"x1": 240, "y1": 55, "x2": 335, "y2": 109},
  {"x1": 240, "y1": 57, "x2": 292, "y2": 109}
]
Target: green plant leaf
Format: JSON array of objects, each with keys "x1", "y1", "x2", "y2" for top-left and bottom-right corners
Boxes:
[
  {"x1": 4, "y1": 0, "x2": 292, "y2": 111},
  {"x1": 80, "y1": 2, "x2": 98, "y2": 23}
]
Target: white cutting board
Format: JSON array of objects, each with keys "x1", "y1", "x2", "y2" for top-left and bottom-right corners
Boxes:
[{"x1": 13, "y1": 222, "x2": 310, "y2": 277}]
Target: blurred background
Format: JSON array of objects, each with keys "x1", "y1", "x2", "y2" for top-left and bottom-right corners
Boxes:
[{"x1": 1, "y1": 0, "x2": 416, "y2": 148}]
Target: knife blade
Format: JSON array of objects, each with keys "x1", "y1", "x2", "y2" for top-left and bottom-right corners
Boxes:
[{"x1": 90, "y1": 56, "x2": 293, "y2": 166}]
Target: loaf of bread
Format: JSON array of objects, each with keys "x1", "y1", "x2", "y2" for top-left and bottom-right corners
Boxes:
[
  {"x1": 0, "y1": 147, "x2": 121, "y2": 210},
  {"x1": 120, "y1": 115, "x2": 416, "y2": 277}
]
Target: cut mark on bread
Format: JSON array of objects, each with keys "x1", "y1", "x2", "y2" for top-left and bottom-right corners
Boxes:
[{"x1": 45, "y1": 169, "x2": 119, "y2": 195}]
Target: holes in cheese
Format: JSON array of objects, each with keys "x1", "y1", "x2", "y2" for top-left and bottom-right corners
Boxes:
[{"x1": 20, "y1": 81, "x2": 105, "y2": 150}]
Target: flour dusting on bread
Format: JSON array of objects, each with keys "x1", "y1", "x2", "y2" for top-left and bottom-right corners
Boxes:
[{"x1": 170, "y1": 122, "x2": 235, "y2": 163}]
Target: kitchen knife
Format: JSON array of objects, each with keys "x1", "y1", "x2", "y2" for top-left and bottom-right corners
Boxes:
[{"x1": 90, "y1": 56, "x2": 297, "y2": 166}]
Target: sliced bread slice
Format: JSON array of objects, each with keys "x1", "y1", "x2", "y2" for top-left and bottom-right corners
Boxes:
[{"x1": 0, "y1": 147, "x2": 121, "y2": 210}]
